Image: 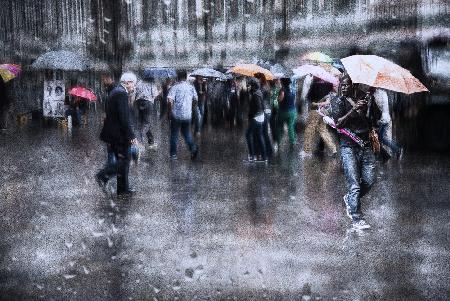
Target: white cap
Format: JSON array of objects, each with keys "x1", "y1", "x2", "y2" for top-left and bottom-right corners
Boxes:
[{"x1": 120, "y1": 72, "x2": 137, "y2": 83}]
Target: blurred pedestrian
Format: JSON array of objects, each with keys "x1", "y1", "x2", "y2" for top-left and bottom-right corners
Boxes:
[
  {"x1": 0, "y1": 78, "x2": 10, "y2": 130},
  {"x1": 167, "y1": 69, "x2": 199, "y2": 160},
  {"x1": 96, "y1": 72, "x2": 138, "y2": 196},
  {"x1": 193, "y1": 75, "x2": 207, "y2": 136},
  {"x1": 159, "y1": 78, "x2": 172, "y2": 119},
  {"x1": 275, "y1": 78, "x2": 297, "y2": 150},
  {"x1": 243, "y1": 78, "x2": 267, "y2": 163},
  {"x1": 255, "y1": 73, "x2": 273, "y2": 158},
  {"x1": 372, "y1": 88, "x2": 403, "y2": 160},
  {"x1": 134, "y1": 77, "x2": 160, "y2": 148}
]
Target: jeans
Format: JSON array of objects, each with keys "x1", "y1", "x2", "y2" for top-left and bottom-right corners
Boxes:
[
  {"x1": 98, "y1": 143, "x2": 131, "y2": 194},
  {"x1": 246, "y1": 119, "x2": 266, "y2": 160},
  {"x1": 263, "y1": 113, "x2": 273, "y2": 157},
  {"x1": 170, "y1": 117, "x2": 198, "y2": 156},
  {"x1": 378, "y1": 122, "x2": 401, "y2": 157},
  {"x1": 340, "y1": 146, "x2": 376, "y2": 220},
  {"x1": 194, "y1": 101, "x2": 205, "y2": 134}
]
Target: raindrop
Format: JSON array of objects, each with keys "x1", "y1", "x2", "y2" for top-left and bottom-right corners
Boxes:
[
  {"x1": 63, "y1": 274, "x2": 76, "y2": 280},
  {"x1": 98, "y1": 218, "x2": 105, "y2": 225},
  {"x1": 81, "y1": 242, "x2": 87, "y2": 250},
  {"x1": 65, "y1": 242, "x2": 73, "y2": 249},
  {"x1": 107, "y1": 237, "x2": 114, "y2": 248},
  {"x1": 69, "y1": 261, "x2": 76, "y2": 267},
  {"x1": 92, "y1": 231, "x2": 104, "y2": 238},
  {"x1": 82, "y1": 266, "x2": 90, "y2": 275},
  {"x1": 185, "y1": 268, "x2": 194, "y2": 278},
  {"x1": 153, "y1": 287, "x2": 160, "y2": 294},
  {"x1": 36, "y1": 284, "x2": 43, "y2": 290},
  {"x1": 172, "y1": 280, "x2": 181, "y2": 290},
  {"x1": 112, "y1": 224, "x2": 119, "y2": 234}
]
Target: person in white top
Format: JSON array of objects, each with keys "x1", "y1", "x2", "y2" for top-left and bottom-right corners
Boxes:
[
  {"x1": 134, "y1": 77, "x2": 160, "y2": 148},
  {"x1": 373, "y1": 88, "x2": 403, "y2": 160}
]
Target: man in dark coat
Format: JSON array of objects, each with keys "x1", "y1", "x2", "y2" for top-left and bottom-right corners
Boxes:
[{"x1": 96, "y1": 72, "x2": 138, "y2": 196}]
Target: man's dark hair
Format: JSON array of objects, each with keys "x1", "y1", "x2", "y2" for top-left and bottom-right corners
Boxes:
[
  {"x1": 177, "y1": 69, "x2": 187, "y2": 80},
  {"x1": 280, "y1": 78, "x2": 291, "y2": 87}
]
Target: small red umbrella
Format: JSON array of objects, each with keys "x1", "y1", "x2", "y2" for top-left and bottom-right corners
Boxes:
[{"x1": 68, "y1": 86, "x2": 97, "y2": 101}]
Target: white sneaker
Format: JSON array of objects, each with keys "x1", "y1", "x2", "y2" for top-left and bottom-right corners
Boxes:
[
  {"x1": 352, "y1": 219, "x2": 371, "y2": 230},
  {"x1": 300, "y1": 150, "x2": 312, "y2": 159},
  {"x1": 148, "y1": 142, "x2": 158, "y2": 150}
]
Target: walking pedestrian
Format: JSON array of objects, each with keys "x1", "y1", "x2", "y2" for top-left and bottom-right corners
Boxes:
[
  {"x1": 167, "y1": 69, "x2": 199, "y2": 160},
  {"x1": 372, "y1": 88, "x2": 403, "y2": 160},
  {"x1": 275, "y1": 78, "x2": 298, "y2": 150},
  {"x1": 329, "y1": 74, "x2": 378, "y2": 229},
  {"x1": 96, "y1": 72, "x2": 138, "y2": 196},
  {"x1": 243, "y1": 78, "x2": 267, "y2": 163},
  {"x1": 193, "y1": 75, "x2": 207, "y2": 136},
  {"x1": 0, "y1": 78, "x2": 11, "y2": 130},
  {"x1": 134, "y1": 77, "x2": 160, "y2": 148},
  {"x1": 255, "y1": 73, "x2": 273, "y2": 158}
]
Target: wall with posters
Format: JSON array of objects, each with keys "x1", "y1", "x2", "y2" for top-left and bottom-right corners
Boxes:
[{"x1": 43, "y1": 80, "x2": 65, "y2": 118}]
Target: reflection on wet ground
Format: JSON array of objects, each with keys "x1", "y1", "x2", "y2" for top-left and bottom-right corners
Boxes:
[{"x1": 0, "y1": 115, "x2": 449, "y2": 300}]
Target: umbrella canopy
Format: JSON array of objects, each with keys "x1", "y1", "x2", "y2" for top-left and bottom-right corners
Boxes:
[
  {"x1": 68, "y1": 86, "x2": 97, "y2": 101},
  {"x1": 317, "y1": 63, "x2": 342, "y2": 77},
  {"x1": 31, "y1": 50, "x2": 90, "y2": 71},
  {"x1": 301, "y1": 52, "x2": 333, "y2": 63},
  {"x1": 292, "y1": 64, "x2": 339, "y2": 87},
  {"x1": 270, "y1": 63, "x2": 292, "y2": 79},
  {"x1": 0, "y1": 64, "x2": 21, "y2": 83},
  {"x1": 190, "y1": 68, "x2": 225, "y2": 79},
  {"x1": 143, "y1": 67, "x2": 176, "y2": 80},
  {"x1": 341, "y1": 55, "x2": 428, "y2": 94},
  {"x1": 227, "y1": 64, "x2": 275, "y2": 80}
]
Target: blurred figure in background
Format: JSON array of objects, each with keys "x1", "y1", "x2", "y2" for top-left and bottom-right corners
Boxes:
[{"x1": 134, "y1": 76, "x2": 160, "y2": 148}]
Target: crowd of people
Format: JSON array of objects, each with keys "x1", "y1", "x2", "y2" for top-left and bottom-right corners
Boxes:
[{"x1": 94, "y1": 67, "x2": 404, "y2": 230}]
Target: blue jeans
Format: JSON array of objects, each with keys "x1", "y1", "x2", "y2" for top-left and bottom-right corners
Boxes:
[
  {"x1": 246, "y1": 119, "x2": 266, "y2": 160},
  {"x1": 340, "y1": 146, "x2": 376, "y2": 220},
  {"x1": 378, "y1": 122, "x2": 402, "y2": 156},
  {"x1": 194, "y1": 101, "x2": 205, "y2": 134},
  {"x1": 170, "y1": 117, "x2": 197, "y2": 156}
]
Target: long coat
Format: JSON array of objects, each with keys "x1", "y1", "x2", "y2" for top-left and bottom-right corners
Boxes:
[{"x1": 100, "y1": 85, "x2": 136, "y2": 145}]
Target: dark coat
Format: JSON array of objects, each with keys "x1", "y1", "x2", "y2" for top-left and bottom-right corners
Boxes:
[{"x1": 100, "y1": 85, "x2": 135, "y2": 145}]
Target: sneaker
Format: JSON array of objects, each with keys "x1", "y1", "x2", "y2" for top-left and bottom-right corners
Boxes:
[
  {"x1": 343, "y1": 194, "x2": 352, "y2": 220},
  {"x1": 191, "y1": 148, "x2": 199, "y2": 160},
  {"x1": 95, "y1": 173, "x2": 108, "y2": 191},
  {"x1": 352, "y1": 219, "x2": 371, "y2": 230},
  {"x1": 131, "y1": 146, "x2": 140, "y2": 164},
  {"x1": 242, "y1": 156, "x2": 255, "y2": 163},
  {"x1": 397, "y1": 147, "x2": 404, "y2": 161},
  {"x1": 300, "y1": 150, "x2": 312, "y2": 159},
  {"x1": 255, "y1": 158, "x2": 268, "y2": 164},
  {"x1": 117, "y1": 187, "x2": 136, "y2": 197},
  {"x1": 148, "y1": 142, "x2": 158, "y2": 150}
]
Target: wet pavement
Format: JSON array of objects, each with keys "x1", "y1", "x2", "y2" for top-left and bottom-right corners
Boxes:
[{"x1": 0, "y1": 114, "x2": 449, "y2": 301}]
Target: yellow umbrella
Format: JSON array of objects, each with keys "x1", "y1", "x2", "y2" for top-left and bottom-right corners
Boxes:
[
  {"x1": 301, "y1": 52, "x2": 333, "y2": 63},
  {"x1": 227, "y1": 64, "x2": 275, "y2": 80},
  {"x1": 341, "y1": 55, "x2": 428, "y2": 94}
]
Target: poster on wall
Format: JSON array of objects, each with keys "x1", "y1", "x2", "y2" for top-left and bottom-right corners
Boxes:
[{"x1": 43, "y1": 80, "x2": 65, "y2": 118}]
